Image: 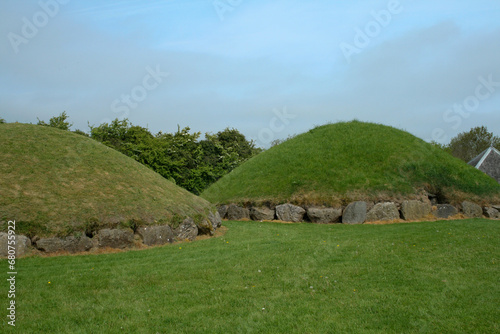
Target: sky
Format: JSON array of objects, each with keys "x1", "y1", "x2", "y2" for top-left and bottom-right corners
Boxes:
[{"x1": 1, "y1": 0, "x2": 499, "y2": 148}]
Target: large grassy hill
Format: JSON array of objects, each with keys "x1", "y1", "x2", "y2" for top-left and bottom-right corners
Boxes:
[
  {"x1": 0, "y1": 123, "x2": 214, "y2": 237},
  {"x1": 202, "y1": 121, "x2": 500, "y2": 206}
]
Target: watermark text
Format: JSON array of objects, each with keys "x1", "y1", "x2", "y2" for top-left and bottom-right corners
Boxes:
[
  {"x1": 7, "y1": 0, "x2": 69, "y2": 54},
  {"x1": 6, "y1": 220, "x2": 17, "y2": 327}
]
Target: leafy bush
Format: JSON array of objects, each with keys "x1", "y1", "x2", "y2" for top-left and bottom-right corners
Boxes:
[
  {"x1": 37, "y1": 111, "x2": 72, "y2": 130},
  {"x1": 90, "y1": 119, "x2": 260, "y2": 194}
]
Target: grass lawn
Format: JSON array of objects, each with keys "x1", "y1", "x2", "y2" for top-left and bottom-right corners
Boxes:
[{"x1": 1, "y1": 219, "x2": 499, "y2": 333}]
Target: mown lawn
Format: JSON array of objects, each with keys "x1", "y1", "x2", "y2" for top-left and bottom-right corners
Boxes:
[{"x1": 1, "y1": 219, "x2": 499, "y2": 333}]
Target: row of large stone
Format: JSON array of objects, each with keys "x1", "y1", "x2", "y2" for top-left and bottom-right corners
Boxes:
[
  {"x1": 218, "y1": 201, "x2": 500, "y2": 224},
  {"x1": 0, "y1": 212, "x2": 222, "y2": 256}
]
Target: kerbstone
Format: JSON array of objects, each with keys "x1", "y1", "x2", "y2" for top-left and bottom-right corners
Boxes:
[
  {"x1": 461, "y1": 201, "x2": 482, "y2": 218},
  {"x1": 366, "y1": 202, "x2": 400, "y2": 222},
  {"x1": 342, "y1": 201, "x2": 367, "y2": 224},
  {"x1": 400, "y1": 200, "x2": 431, "y2": 220},
  {"x1": 276, "y1": 204, "x2": 306, "y2": 222},
  {"x1": 433, "y1": 204, "x2": 458, "y2": 219},
  {"x1": 250, "y1": 207, "x2": 275, "y2": 221},
  {"x1": 174, "y1": 218, "x2": 198, "y2": 241},
  {"x1": 137, "y1": 225, "x2": 174, "y2": 245},
  {"x1": 0, "y1": 233, "x2": 31, "y2": 257},
  {"x1": 306, "y1": 207, "x2": 342, "y2": 223},
  {"x1": 227, "y1": 204, "x2": 250, "y2": 220}
]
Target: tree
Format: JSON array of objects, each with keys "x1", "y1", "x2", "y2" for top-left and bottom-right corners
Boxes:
[
  {"x1": 447, "y1": 126, "x2": 500, "y2": 162},
  {"x1": 37, "y1": 111, "x2": 72, "y2": 130},
  {"x1": 0, "y1": 117, "x2": 5, "y2": 124},
  {"x1": 213, "y1": 128, "x2": 261, "y2": 160},
  {"x1": 89, "y1": 119, "x2": 262, "y2": 194}
]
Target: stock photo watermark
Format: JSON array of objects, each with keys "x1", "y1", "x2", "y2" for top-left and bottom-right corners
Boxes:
[
  {"x1": 213, "y1": 0, "x2": 243, "y2": 21},
  {"x1": 257, "y1": 107, "x2": 296, "y2": 147},
  {"x1": 108, "y1": 65, "x2": 169, "y2": 122},
  {"x1": 339, "y1": 0, "x2": 403, "y2": 64},
  {"x1": 7, "y1": 0, "x2": 69, "y2": 54},
  {"x1": 5, "y1": 220, "x2": 17, "y2": 327},
  {"x1": 431, "y1": 74, "x2": 500, "y2": 143}
]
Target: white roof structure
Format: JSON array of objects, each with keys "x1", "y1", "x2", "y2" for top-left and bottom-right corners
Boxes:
[{"x1": 468, "y1": 146, "x2": 500, "y2": 183}]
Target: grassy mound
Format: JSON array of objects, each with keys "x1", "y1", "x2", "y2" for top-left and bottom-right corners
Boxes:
[
  {"x1": 202, "y1": 121, "x2": 500, "y2": 205},
  {"x1": 0, "y1": 123, "x2": 214, "y2": 237}
]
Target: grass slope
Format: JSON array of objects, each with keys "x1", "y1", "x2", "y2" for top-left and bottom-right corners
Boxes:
[
  {"x1": 2, "y1": 219, "x2": 498, "y2": 333},
  {"x1": 0, "y1": 123, "x2": 214, "y2": 237},
  {"x1": 202, "y1": 121, "x2": 500, "y2": 205}
]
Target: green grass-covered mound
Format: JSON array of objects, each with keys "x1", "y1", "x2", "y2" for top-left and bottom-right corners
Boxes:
[
  {"x1": 0, "y1": 123, "x2": 214, "y2": 237},
  {"x1": 202, "y1": 121, "x2": 500, "y2": 206}
]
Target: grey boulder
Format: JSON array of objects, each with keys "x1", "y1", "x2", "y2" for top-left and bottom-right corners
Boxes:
[
  {"x1": 483, "y1": 207, "x2": 500, "y2": 219},
  {"x1": 250, "y1": 207, "x2": 275, "y2": 221},
  {"x1": 342, "y1": 201, "x2": 367, "y2": 224},
  {"x1": 36, "y1": 235, "x2": 93, "y2": 253},
  {"x1": 275, "y1": 204, "x2": 306, "y2": 222},
  {"x1": 137, "y1": 225, "x2": 174, "y2": 246},
  {"x1": 174, "y1": 218, "x2": 198, "y2": 241},
  {"x1": 433, "y1": 204, "x2": 458, "y2": 219},
  {"x1": 98, "y1": 229, "x2": 134, "y2": 249},
  {"x1": 366, "y1": 202, "x2": 400, "y2": 222},
  {"x1": 208, "y1": 211, "x2": 222, "y2": 229},
  {"x1": 0, "y1": 233, "x2": 31, "y2": 257},
  {"x1": 461, "y1": 201, "x2": 482, "y2": 218},
  {"x1": 227, "y1": 204, "x2": 250, "y2": 220},
  {"x1": 400, "y1": 200, "x2": 431, "y2": 221},
  {"x1": 217, "y1": 205, "x2": 228, "y2": 219},
  {"x1": 36, "y1": 238, "x2": 64, "y2": 253},
  {"x1": 196, "y1": 219, "x2": 215, "y2": 236},
  {"x1": 306, "y1": 207, "x2": 342, "y2": 223}
]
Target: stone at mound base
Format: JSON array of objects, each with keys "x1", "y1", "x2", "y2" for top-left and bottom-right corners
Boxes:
[
  {"x1": 197, "y1": 219, "x2": 215, "y2": 236},
  {"x1": 227, "y1": 204, "x2": 250, "y2": 220},
  {"x1": 217, "y1": 205, "x2": 229, "y2": 219},
  {"x1": 208, "y1": 211, "x2": 222, "y2": 229},
  {"x1": 433, "y1": 204, "x2": 458, "y2": 219},
  {"x1": 401, "y1": 200, "x2": 431, "y2": 220},
  {"x1": 137, "y1": 226, "x2": 174, "y2": 246},
  {"x1": 342, "y1": 201, "x2": 367, "y2": 224},
  {"x1": 0, "y1": 233, "x2": 31, "y2": 257},
  {"x1": 483, "y1": 207, "x2": 500, "y2": 219},
  {"x1": 250, "y1": 207, "x2": 275, "y2": 221},
  {"x1": 276, "y1": 204, "x2": 306, "y2": 222},
  {"x1": 98, "y1": 229, "x2": 134, "y2": 249},
  {"x1": 306, "y1": 207, "x2": 342, "y2": 223},
  {"x1": 462, "y1": 201, "x2": 482, "y2": 218},
  {"x1": 36, "y1": 235, "x2": 93, "y2": 253},
  {"x1": 366, "y1": 203, "x2": 400, "y2": 222},
  {"x1": 36, "y1": 238, "x2": 64, "y2": 253},
  {"x1": 174, "y1": 218, "x2": 198, "y2": 241},
  {"x1": 61, "y1": 236, "x2": 93, "y2": 253}
]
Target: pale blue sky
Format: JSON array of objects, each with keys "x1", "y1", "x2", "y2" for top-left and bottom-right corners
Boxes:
[{"x1": 1, "y1": 0, "x2": 499, "y2": 147}]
